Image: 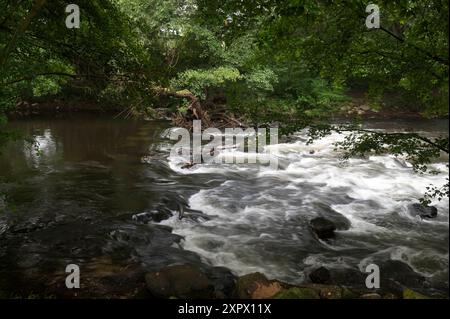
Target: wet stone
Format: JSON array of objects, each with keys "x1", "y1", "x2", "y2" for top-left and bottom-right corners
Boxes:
[
  {"x1": 132, "y1": 210, "x2": 173, "y2": 223},
  {"x1": 11, "y1": 217, "x2": 47, "y2": 234},
  {"x1": 408, "y1": 203, "x2": 438, "y2": 219},
  {"x1": 379, "y1": 260, "x2": 425, "y2": 292},
  {"x1": 309, "y1": 266, "x2": 331, "y2": 284},
  {"x1": 234, "y1": 272, "x2": 285, "y2": 299},
  {"x1": 310, "y1": 217, "x2": 336, "y2": 239},
  {"x1": 145, "y1": 264, "x2": 215, "y2": 299}
]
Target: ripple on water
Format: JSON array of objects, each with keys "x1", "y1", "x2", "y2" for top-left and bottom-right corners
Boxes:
[{"x1": 162, "y1": 129, "x2": 449, "y2": 293}]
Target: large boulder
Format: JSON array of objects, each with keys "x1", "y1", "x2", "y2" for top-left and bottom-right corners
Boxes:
[
  {"x1": 308, "y1": 267, "x2": 376, "y2": 294},
  {"x1": 145, "y1": 264, "x2": 214, "y2": 298},
  {"x1": 313, "y1": 204, "x2": 352, "y2": 230},
  {"x1": 203, "y1": 266, "x2": 236, "y2": 299},
  {"x1": 310, "y1": 217, "x2": 336, "y2": 239},
  {"x1": 379, "y1": 260, "x2": 425, "y2": 292},
  {"x1": 309, "y1": 267, "x2": 331, "y2": 284},
  {"x1": 408, "y1": 203, "x2": 438, "y2": 219},
  {"x1": 234, "y1": 273, "x2": 284, "y2": 299},
  {"x1": 327, "y1": 267, "x2": 367, "y2": 290}
]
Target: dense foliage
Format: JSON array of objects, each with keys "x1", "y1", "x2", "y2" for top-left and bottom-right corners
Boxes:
[
  {"x1": 0, "y1": 0, "x2": 448, "y2": 198},
  {"x1": 1, "y1": 0, "x2": 448, "y2": 116}
]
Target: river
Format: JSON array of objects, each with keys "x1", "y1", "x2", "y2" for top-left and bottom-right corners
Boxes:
[{"x1": 0, "y1": 114, "x2": 448, "y2": 297}]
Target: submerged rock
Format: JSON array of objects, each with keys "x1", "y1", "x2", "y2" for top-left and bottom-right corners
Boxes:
[
  {"x1": 408, "y1": 203, "x2": 438, "y2": 219},
  {"x1": 310, "y1": 217, "x2": 336, "y2": 239},
  {"x1": 145, "y1": 264, "x2": 215, "y2": 299},
  {"x1": 313, "y1": 204, "x2": 352, "y2": 230}
]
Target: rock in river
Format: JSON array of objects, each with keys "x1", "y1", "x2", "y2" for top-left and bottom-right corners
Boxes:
[
  {"x1": 309, "y1": 267, "x2": 331, "y2": 284},
  {"x1": 379, "y1": 260, "x2": 425, "y2": 290},
  {"x1": 234, "y1": 272, "x2": 285, "y2": 299},
  {"x1": 408, "y1": 203, "x2": 438, "y2": 219},
  {"x1": 145, "y1": 263, "x2": 236, "y2": 299},
  {"x1": 132, "y1": 210, "x2": 173, "y2": 223},
  {"x1": 310, "y1": 217, "x2": 336, "y2": 239},
  {"x1": 145, "y1": 264, "x2": 215, "y2": 298}
]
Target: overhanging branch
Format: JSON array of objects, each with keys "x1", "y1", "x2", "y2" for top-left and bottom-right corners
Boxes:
[
  {"x1": 379, "y1": 26, "x2": 449, "y2": 66},
  {"x1": 332, "y1": 126, "x2": 449, "y2": 154}
]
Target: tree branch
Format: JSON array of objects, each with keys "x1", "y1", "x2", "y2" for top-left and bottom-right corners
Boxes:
[
  {"x1": 0, "y1": 0, "x2": 47, "y2": 69},
  {"x1": 333, "y1": 126, "x2": 449, "y2": 154},
  {"x1": 379, "y1": 26, "x2": 449, "y2": 66}
]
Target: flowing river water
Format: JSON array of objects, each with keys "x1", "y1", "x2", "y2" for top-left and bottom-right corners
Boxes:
[{"x1": 0, "y1": 115, "x2": 448, "y2": 297}]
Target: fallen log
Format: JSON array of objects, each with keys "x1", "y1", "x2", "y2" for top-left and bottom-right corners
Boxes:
[{"x1": 153, "y1": 87, "x2": 211, "y2": 127}]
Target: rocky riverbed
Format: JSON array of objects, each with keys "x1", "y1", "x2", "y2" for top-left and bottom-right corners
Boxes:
[{"x1": 0, "y1": 201, "x2": 443, "y2": 299}]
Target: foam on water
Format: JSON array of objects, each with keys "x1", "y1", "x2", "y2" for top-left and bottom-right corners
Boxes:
[{"x1": 159, "y1": 128, "x2": 449, "y2": 288}]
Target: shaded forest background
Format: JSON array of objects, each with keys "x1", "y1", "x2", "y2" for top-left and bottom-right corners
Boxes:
[
  {"x1": 1, "y1": 0, "x2": 448, "y2": 121},
  {"x1": 0, "y1": 0, "x2": 449, "y2": 200}
]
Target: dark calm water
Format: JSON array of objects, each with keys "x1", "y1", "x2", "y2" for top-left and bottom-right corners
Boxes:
[{"x1": 0, "y1": 115, "x2": 448, "y2": 297}]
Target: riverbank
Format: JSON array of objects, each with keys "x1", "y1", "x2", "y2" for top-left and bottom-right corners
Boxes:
[
  {"x1": 7, "y1": 97, "x2": 447, "y2": 122},
  {"x1": 0, "y1": 194, "x2": 444, "y2": 299},
  {"x1": 6, "y1": 100, "x2": 123, "y2": 119}
]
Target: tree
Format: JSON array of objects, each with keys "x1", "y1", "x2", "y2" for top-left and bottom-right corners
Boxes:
[{"x1": 0, "y1": 0, "x2": 448, "y2": 201}]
